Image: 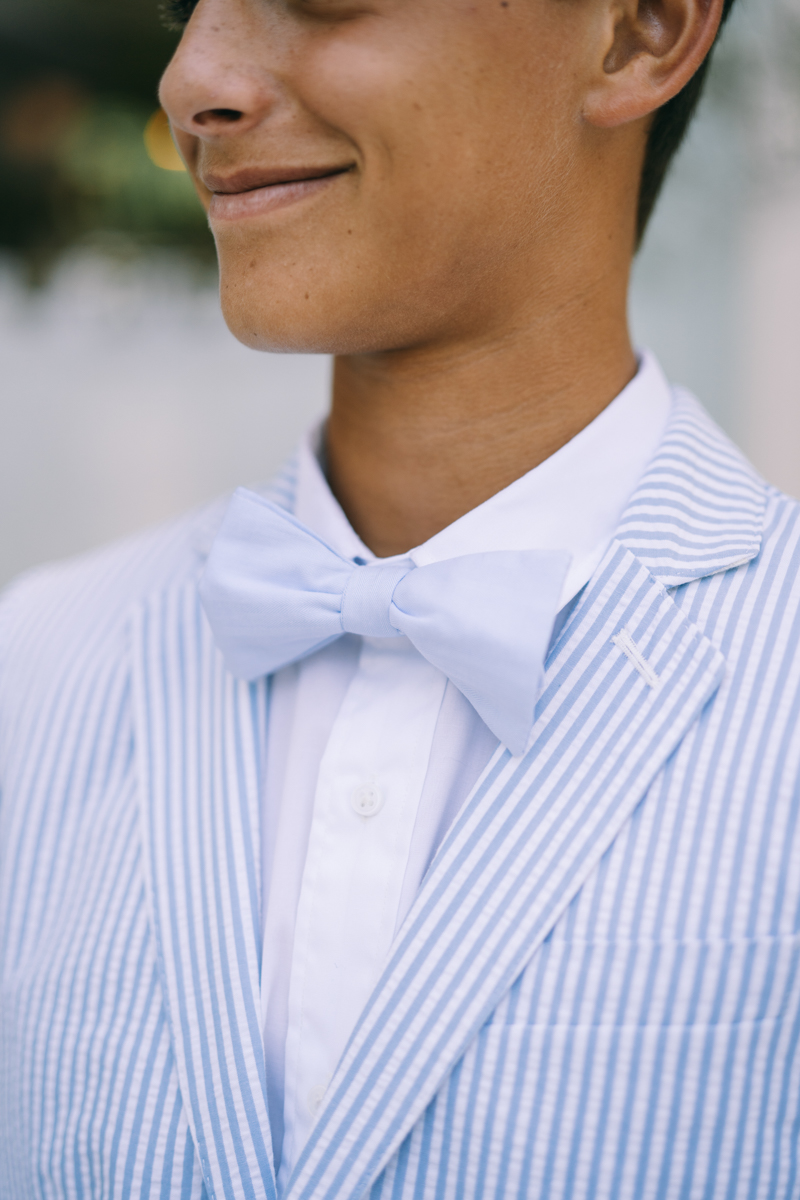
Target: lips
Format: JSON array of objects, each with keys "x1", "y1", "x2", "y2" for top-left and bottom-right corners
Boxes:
[
  {"x1": 203, "y1": 164, "x2": 352, "y2": 193},
  {"x1": 204, "y1": 164, "x2": 353, "y2": 221}
]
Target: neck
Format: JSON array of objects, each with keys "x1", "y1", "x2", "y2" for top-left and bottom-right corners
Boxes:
[{"x1": 325, "y1": 268, "x2": 637, "y2": 558}]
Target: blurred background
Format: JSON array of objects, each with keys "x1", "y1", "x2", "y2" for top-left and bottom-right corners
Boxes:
[{"x1": 0, "y1": 0, "x2": 798, "y2": 587}]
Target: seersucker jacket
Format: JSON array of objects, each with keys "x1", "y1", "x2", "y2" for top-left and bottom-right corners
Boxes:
[{"x1": 1, "y1": 390, "x2": 799, "y2": 1200}]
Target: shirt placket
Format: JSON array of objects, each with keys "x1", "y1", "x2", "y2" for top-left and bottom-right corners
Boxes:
[{"x1": 278, "y1": 635, "x2": 447, "y2": 1183}]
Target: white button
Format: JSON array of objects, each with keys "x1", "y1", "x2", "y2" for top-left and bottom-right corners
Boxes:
[
  {"x1": 350, "y1": 782, "x2": 384, "y2": 817},
  {"x1": 307, "y1": 1084, "x2": 327, "y2": 1115}
]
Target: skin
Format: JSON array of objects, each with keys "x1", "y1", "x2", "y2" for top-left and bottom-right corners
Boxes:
[{"x1": 160, "y1": 0, "x2": 725, "y2": 556}]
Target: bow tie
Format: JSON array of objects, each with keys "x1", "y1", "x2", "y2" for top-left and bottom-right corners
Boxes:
[{"x1": 199, "y1": 488, "x2": 570, "y2": 756}]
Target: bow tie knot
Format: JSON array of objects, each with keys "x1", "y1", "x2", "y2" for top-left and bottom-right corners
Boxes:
[
  {"x1": 199, "y1": 487, "x2": 571, "y2": 756},
  {"x1": 341, "y1": 562, "x2": 409, "y2": 639}
]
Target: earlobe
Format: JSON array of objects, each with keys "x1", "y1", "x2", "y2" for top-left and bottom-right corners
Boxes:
[{"x1": 584, "y1": 0, "x2": 725, "y2": 129}]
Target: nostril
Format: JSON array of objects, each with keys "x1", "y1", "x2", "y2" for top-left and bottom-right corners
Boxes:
[{"x1": 194, "y1": 107, "x2": 244, "y2": 126}]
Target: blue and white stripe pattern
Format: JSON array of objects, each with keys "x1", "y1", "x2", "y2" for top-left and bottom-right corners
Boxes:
[{"x1": 2, "y1": 390, "x2": 800, "y2": 1199}]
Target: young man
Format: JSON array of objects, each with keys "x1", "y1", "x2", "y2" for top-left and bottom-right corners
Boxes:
[{"x1": 2, "y1": 0, "x2": 799, "y2": 1197}]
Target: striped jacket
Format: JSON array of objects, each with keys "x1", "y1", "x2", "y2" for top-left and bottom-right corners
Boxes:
[{"x1": 1, "y1": 390, "x2": 800, "y2": 1200}]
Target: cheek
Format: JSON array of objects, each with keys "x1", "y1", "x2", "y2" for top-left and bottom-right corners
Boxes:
[
  {"x1": 212, "y1": 4, "x2": 587, "y2": 353},
  {"x1": 305, "y1": 20, "x2": 574, "y2": 214}
]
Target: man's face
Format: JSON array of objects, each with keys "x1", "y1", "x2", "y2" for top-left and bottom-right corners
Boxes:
[{"x1": 161, "y1": 0, "x2": 615, "y2": 354}]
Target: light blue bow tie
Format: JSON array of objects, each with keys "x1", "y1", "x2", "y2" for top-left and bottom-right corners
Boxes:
[{"x1": 199, "y1": 487, "x2": 570, "y2": 756}]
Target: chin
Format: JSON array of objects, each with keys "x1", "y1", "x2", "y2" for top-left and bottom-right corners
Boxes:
[
  {"x1": 217, "y1": 264, "x2": 435, "y2": 358},
  {"x1": 213, "y1": 217, "x2": 479, "y2": 356},
  {"x1": 220, "y1": 304, "x2": 338, "y2": 355},
  {"x1": 220, "y1": 296, "x2": 380, "y2": 355},
  {"x1": 216, "y1": 241, "x2": 374, "y2": 355}
]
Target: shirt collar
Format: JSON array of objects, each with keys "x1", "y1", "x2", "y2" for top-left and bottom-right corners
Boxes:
[{"x1": 294, "y1": 349, "x2": 672, "y2": 608}]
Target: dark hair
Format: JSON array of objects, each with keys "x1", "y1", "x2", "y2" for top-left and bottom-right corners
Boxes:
[
  {"x1": 161, "y1": 0, "x2": 198, "y2": 29},
  {"x1": 162, "y1": 0, "x2": 739, "y2": 248},
  {"x1": 637, "y1": 0, "x2": 739, "y2": 244}
]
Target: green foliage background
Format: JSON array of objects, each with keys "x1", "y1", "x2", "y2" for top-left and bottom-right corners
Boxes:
[{"x1": 0, "y1": 0, "x2": 213, "y2": 273}]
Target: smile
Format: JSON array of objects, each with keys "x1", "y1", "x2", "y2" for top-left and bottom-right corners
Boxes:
[{"x1": 205, "y1": 165, "x2": 353, "y2": 221}]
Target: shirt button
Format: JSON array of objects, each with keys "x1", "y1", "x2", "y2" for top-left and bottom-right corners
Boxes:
[
  {"x1": 307, "y1": 1084, "x2": 327, "y2": 1116},
  {"x1": 350, "y1": 782, "x2": 384, "y2": 817}
]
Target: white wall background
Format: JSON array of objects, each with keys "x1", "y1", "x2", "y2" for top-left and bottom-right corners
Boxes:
[
  {"x1": 0, "y1": 255, "x2": 329, "y2": 585},
  {"x1": 1, "y1": 0, "x2": 798, "y2": 589}
]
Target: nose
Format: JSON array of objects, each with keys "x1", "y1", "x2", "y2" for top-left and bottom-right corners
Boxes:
[{"x1": 159, "y1": 0, "x2": 282, "y2": 142}]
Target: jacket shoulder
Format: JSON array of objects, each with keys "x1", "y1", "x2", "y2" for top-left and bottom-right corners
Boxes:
[{"x1": 0, "y1": 497, "x2": 226, "y2": 691}]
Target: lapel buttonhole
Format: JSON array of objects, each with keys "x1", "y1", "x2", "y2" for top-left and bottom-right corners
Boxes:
[{"x1": 611, "y1": 627, "x2": 660, "y2": 689}]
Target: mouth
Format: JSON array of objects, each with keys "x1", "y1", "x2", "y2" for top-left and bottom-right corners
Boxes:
[{"x1": 204, "y1": 164, "x2": 354, "y2": 221}]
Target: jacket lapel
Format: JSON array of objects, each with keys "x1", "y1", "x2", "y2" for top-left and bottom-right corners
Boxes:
[
  {"x1": 285, "y1": 392, "x2": 766, "y2": 1200},
  {"x1": 133, "y1": 582, "x2": 277, "y2": 1200}
]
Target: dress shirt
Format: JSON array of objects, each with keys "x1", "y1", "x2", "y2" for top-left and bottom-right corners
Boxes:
[{"x1": 260, "y1": 349, "x2": 673, "y2": 1183}]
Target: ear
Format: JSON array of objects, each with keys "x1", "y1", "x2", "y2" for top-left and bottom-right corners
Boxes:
[{"x1": 583, "y1": 0, "x2": 726, "y2": 129}]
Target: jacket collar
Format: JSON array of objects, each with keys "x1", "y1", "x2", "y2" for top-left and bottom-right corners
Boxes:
[{"x1": 614, "y1": 387, "x2": 765, "y2": 586}]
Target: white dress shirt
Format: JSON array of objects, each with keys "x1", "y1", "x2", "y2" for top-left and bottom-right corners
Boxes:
[{"x1": 260, "y1": 350, "x2": 672, "y2": 1183}]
